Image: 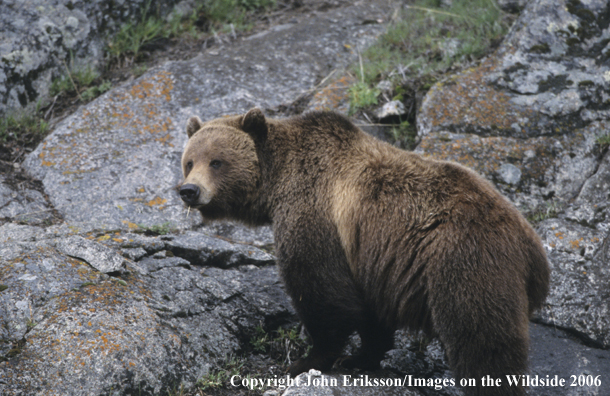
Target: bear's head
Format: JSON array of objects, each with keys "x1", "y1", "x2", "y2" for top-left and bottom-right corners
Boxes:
[{"x1": 179, "y1": 108, "x2": 267, "y2": 223}]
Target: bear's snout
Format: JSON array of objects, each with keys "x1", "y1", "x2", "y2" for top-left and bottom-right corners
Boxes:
[{"x1": 179, "y1": 183, "x2": 200, "y2": 205}]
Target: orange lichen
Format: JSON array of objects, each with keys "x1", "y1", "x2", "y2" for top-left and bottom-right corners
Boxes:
[
  {"x1": 570, "y1": 238, "x2": 583, "y2": 249},
  {"x1": 122, "y1": 220, "x2": 138, "y2": 229},
  {"x1": 423, "y1": 57, "x2": 537, "y2": 132},
  {"x1": 145, "y1": 197, "x2": 167, "y2": 207},
  {"x1": 309, "y1": 75, "x2": 355, "y2": 112}
]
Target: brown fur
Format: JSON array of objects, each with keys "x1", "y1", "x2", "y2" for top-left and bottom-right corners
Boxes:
[{"x1": 180, "y1": 109, "x2": 550, "y2": 396}]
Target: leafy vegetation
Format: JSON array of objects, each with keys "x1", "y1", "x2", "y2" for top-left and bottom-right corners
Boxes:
[
  {"x1": 50, "y1": 65, "x2": 112, "y2": 103},
  {"x1": 348, "y1": 0, "x2": 512, "y2": 143},
  {"x1": 196, "y1": 355, "x2": 246, "y2": 390},
  {"x1": 107, "y1": 0, "x2": 277, "y2": 66},
  {"x1": 390, "y1": 120, "x2": 417, "y2": 147},
  {"x1": 597, "y1": 132, "x2": 610, "y2": 150},
  {"x1": 250, "y1": 324, "x2": 311, "y2": 365},
  {"x1": 356, "y1": 0, "x2": 510, "y2": 87},
  {"x1": 348, "y1": 82, "x2": 381, "y2": 115},
  {"x1": 0, "y1": 109, "x2": 49, "y2": 145},
  {"x1": 526, "y1": 201, "x2": 561, "y2": 224}
]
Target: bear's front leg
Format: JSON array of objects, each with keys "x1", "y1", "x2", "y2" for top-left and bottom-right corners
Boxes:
[{"x1": 274, "y1": 216, "x2": 366, "y2": 377}]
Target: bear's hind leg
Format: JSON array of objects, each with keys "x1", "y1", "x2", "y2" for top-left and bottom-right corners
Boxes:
[
  {"x1": 287, "y1": 295, "x2": 363, "y2": 376},
  {"x1": 430, "y1": 276, "x2": 530, "y2": 395},
  {"x1": 339, "y1": 317, "x2": 394, "y2": 371}
]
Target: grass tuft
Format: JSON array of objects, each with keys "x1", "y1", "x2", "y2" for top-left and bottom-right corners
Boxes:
[
  {"x1": 50, "y1": 64, "x2": 112, "y2": 103},
  {"x1": 106, "y1": 0, "x2": 277, "y2": 66},
  {"x1": 348, "y1": 0, "x2": 511, "y2": 118},
  {"x1": 197, "y1": 355, "x2": 245, "y2": 390},
  {"x1": 0, "y1": 111, "x2": 49, "y2": 145},
  {"x1": 597, "y1": 132, "x2": 610, "y2": 150},
  {"x1": 348, "y1": 82, "x2": 380, "y2": 114}
]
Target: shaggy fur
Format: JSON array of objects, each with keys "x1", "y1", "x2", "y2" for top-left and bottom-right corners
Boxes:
[{"x1": 180, "y1": 109, "x2": 550, "y2": 396}]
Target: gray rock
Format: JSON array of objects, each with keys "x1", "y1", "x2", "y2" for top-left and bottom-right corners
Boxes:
[
  {"x1": 0, "y1": 226, "x2": 293, "y2": 395},
  {"x1": 5, "y1": 0, "x2": 610, "y2": 394},
  {"x1": 536, "y1": 218, "x2": 610, "y2": 347},
  {"x1": 282, "y1": 369, "x2": 422, "y2": 396},
  {"x1": 375, "y1": 100, "x2": 406, "y2": 120},
  {"x1": 0, "y1": 171, "x2": 55, "y2": 226},
  {"x1": 528, "y1": 322, "x2": 610, "y2": 395},
  {"x1": 418, "y1": 0, "x2": 610, "y2": 139},
  {"x1": 55, "y1": 235, "x2": 125, "y2": 273},
  {"x1": 497, "y1": 163, "x2": 522, "y2": 185},
  {"x1": 376, "y1": 80, "x2": 393, "y2": 93},
  {"x1": 0, "y1": 0, "x2": 180, "y2": 117},
  {"x1": 163, "y1": 231, "x2": 274, "y2": 268}
]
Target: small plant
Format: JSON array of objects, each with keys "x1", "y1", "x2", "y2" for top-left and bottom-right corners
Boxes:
[
  {"x1": 106, "y1": 1, "x2": 165, "y2": 66},
  {"x1": 81, "y1": 81, "x2": 112, "y2": 101},
  {"x1": 597, "y1": 132, "x2": 610, "y2": 150},
  {"x1": 348, "y1": 82, "x2": 380, "y2": 114},
  {"x1": 207, "y1": 0, "x2": 276, "y2": 28},
  {"x1": 250, "y1": 324, "x2": 311, "y2": 366},
  {"x1": 0, "y1": 112, "x2": 49, "y2": 144},
  {"x1": 50, "y1": 64, "x2": 111, "y2": 103},
  {"x1": 527, "y1": 201, "x2": 561, "y2": 224},
  {"x1": 250, "y1": 324, "x2": 270, "y2": 353},
  {"x1": 50, "y1": 65, "x2": 100, "y2": 96},
  {"x1": 26, "y1": 318, "x2": 37, "y2": 331},
  {"x1": 197, "y1": 355, "x2": 245, "y2": 390},
  {"x1": 132, "y1": 64, "x2": 149, "y2": 77}
]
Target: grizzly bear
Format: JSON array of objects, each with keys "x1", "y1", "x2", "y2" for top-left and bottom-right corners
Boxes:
[{"x1": 179, "y1": 108, "x2": 550, "y2": 396}]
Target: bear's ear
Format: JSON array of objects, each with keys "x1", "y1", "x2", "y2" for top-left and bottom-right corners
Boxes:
[
  {"x1": 186, "y1": 116, "x2": 204, "y2": 138},
  {"x1": 241, "y1": 108, "x2": 267, "y2": 142}
]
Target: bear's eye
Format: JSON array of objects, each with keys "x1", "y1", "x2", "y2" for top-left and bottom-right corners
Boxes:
[
  {"x1": 185, "y1": 161, "x2": 193, "y2": 172},
  {"x1": 210, "y1": 160, "x2": 222, "y2": 169}
]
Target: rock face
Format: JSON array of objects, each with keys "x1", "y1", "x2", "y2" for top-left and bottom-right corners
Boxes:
[
  {"x1": 0, "y1": 0, "x2": 180, "y2": 117},
  {"x1": 416, "y1": 0, "x2": 610, "y2": 353},
  {"x1": 0, "y1": 223, "x2": 290, "y2": 395},
  {"x1": 2, "y1": 0, "x2": 610, "y2": 395}
]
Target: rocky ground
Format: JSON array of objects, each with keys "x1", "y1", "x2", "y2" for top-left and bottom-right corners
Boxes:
[{"x1": 2, "y1": 0, "x2": 610, "y2": 395}]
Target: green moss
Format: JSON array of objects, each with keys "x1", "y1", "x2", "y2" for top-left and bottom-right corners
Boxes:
[
  {"x1": 0, "y1": 284, "x2": 7, "y2": 292},
  {"x1": 526, "y1": 201, "x2": 561, "y2": 224},
  {"x1": 135, "y1": 222, "x2": 176, "y2": 235}
]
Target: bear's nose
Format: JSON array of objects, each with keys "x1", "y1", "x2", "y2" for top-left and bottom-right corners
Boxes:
[{"x1": 179, "y1": 184, "x2": 200, "y2": 204}]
